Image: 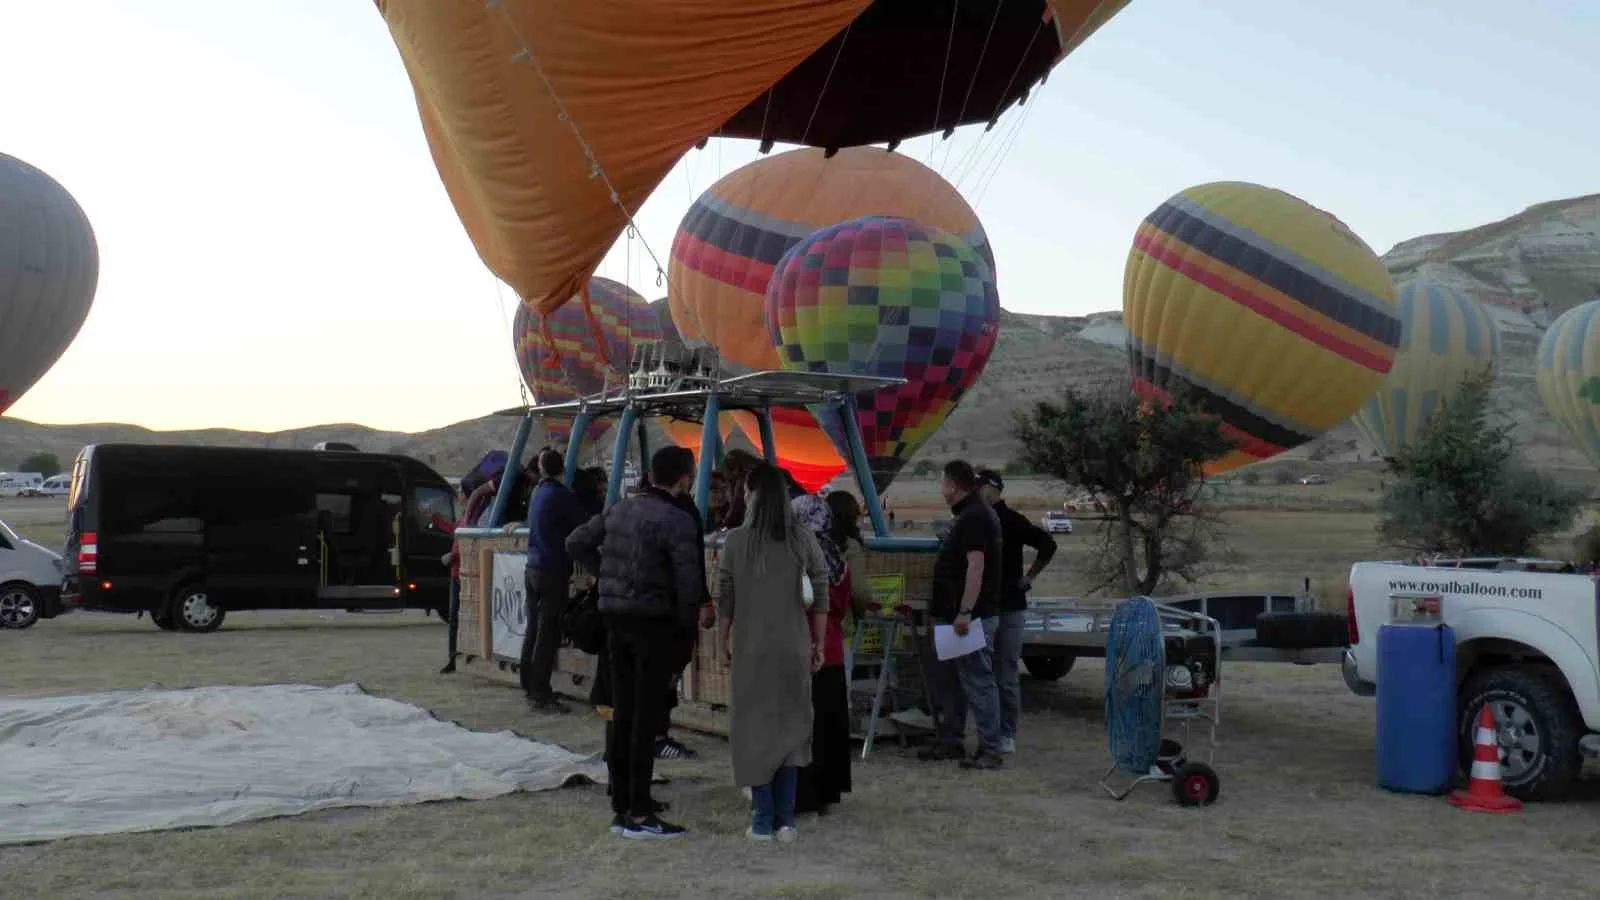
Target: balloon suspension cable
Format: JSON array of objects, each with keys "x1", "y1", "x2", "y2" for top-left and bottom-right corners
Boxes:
[
  {"x1": 488, "y1": 0, "x2": 667, "y2": 287},
  {"x1": 950, "y1": 17, "x2": 1045, "y2": 190},
  {"x1": 932, "y1": 0, "x2": 1004, "y2": 185},
  {"x1": 798, "y1": 23, "x2": 853, "y2": 148},
  {"x1": 923, "y1": 0, "x2": 960, "y2": 174},
  {"x1": 972, "y1": 91, "x2": 1035, "y2": 206}
]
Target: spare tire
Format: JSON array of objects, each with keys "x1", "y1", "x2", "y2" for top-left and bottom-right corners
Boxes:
[
  {"x1": 1023, "y1": 654, "x2": 1075, "y2": 682},
  {"x1": 1255, "y1": 611, "x2": 1348, "y2": 649}
]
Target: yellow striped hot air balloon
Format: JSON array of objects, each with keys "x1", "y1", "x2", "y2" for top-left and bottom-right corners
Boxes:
[
  {"x1": 1536, "y1": 299, "x2": 1600, "y2": 469},
  {"x1": 1123, "y1": 181, "x2": 1402, "y2": 474},
  {"x1": 1352, "y1": 280, "x2": 1501, "y2": 459}
]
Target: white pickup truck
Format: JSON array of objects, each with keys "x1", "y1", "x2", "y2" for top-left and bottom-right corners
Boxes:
[{"x1": 1344, "y1": 557, "x2": 1600, "y2": 800}]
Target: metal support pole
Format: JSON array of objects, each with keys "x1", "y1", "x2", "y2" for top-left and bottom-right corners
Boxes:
[
  {"x1": 635, "y1": 413, "x2": 651, "y2": 478},
  {"x1": 757, "y1": 406, "x2": 778, "y2": 464},
  {"x1": 837, "y1": 397, "x2": 889, "y2": 537},
  {"x1": 607, "y1": 406, "x2": 639, "y2": 508},
  {"x1": 694, "y1": 393, "x2": 722, "y2": 522},
  {"x1": 563, "y1": 413, "x2": 590, "y2": 486},
  {"x1": 486, "y1": 412, "x2": 534, "y2": 527}
]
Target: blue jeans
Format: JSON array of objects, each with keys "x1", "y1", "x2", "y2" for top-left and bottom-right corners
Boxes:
[
  {"x1": 750, "y1": 766, "x2": 798, "y2": 835},
  {"x1": 928, "y1": 615, "x2": 1002, "y2": 756},
  {"x1": 993, "y1": 610, "x2": 1026, "y2": 740}
]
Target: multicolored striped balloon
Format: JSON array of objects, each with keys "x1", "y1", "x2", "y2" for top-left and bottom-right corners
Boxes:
[
  {"x1": 765, "y1": 216, "x2": 999, "y2": 493},
  {"x1": 1123, "y1": 182, "x2": 1402, "y2": 474},
  {"x1": 669, "y1": 147, "x2": 993, "y2": 486},
  {"x1": 513, "y1": 276, "x2": 661, "y2": 445},
  {"x1": 1537, "y1": 299, "x2": 1600, "y2": 469},
  {"x1": 1352, "y1": 280, "x2": 1500, "y2": 458}
]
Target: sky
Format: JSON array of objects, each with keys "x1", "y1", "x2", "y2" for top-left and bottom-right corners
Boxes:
[{"x1": 1, "y1": 1, "x2": 1596, "y2": 434}]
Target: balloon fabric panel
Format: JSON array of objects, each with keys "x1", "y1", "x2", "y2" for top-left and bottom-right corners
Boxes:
[{"x1": 1537, "y1": 299, "x2": 1600, "y2": 469}]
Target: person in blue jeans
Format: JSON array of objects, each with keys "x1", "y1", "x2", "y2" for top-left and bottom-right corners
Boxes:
[
  {"x1": 975, "y1": 469, "x2": 1057, "y2": 755},
  {"x1": 918, "y1": 460, "x2": 1006, "y2": 770}
]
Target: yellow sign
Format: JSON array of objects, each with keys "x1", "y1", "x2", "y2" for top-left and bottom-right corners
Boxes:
[{"x1": 853, "y1": 574, "x2": 908, "y2": 655}]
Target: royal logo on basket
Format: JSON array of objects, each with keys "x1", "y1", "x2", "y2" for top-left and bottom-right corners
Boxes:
[
  {"x1": 491, "y1": 571, "x2": 526, "y2": 638},
  {"x1": 489, "y1": 552, "x2": 529, "y2": 659}
]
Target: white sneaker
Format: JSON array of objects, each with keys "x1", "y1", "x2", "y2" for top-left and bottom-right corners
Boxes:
[
  {"x1": 746, "y1": 826, "x2": 773, "y2": 843},
  {"x1": 1000, "y1": 737, "x2": 1017, "y2": 755},
  {"x1": 776, "y1": 826, "x2": 798, "y2": 844}
]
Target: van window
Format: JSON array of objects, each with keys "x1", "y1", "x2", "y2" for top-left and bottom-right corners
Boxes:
[
  {"x1": 67, "y1": 448, "x2": 93, "y2": 510},
  {"x1": 102, "y1": 479, "x2": 203, "y2": 535},
  {"x1": 412, "y1": 485, "x2": 456, "y2": 534},
  {"x1": 316, "y1": 493, "x2": 354, "y2": 534}
]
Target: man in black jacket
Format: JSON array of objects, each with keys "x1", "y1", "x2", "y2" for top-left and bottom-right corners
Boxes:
[
  {"x1": 567, "y1": 446, "x2": 702, "y2": 840},
  {"x1": 918, "y1": 460, "x2": 1006, "y2": 770},
  {"x1": 976, "y1": 469, "x2": 1057, "y2": 756}
]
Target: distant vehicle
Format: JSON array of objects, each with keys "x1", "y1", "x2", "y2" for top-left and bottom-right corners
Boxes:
[
  {"x1": 0, "y1": 516, "x2": 63, "y2": 629},
  {"x1": 313, "y1": 441, "x2": 361, "y2": 453},
  {"x1": 60, "y1": 444, "x2": 455, "y2": 633},
  {"x1": 1041, "y1": 511, "x2": 1074, "y2": 535},
  {"x1": 0, "y1": 472, "x2": 44, "y2": 498},
  {"x1": 38, "y1": 474, "x2": 70, "y2": 497},
  {"x1": 1297, "y1": 474, "x2": 1326, "y2": 485}
]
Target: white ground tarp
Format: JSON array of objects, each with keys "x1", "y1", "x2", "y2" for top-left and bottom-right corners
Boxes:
[{"x1": 0, "y1": 682, "x2": 606, "y2": 845}]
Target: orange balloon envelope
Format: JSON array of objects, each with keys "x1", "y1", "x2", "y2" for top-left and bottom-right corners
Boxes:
[
  {"x1": 668, "y1": 146, "x2": 992, "y2": 483},
  {"x1": 375, "y1": 1, "x2": 1128, "y2": 317}
]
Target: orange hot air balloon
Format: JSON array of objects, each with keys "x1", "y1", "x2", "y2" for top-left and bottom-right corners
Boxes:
[
  {"x1": 657, "y1": 416, "x2": 739, "y2": 464},
  {"x1": 375, "y1": 1, "x2": 1129, "y2": 320},
  {"x1": 668, "y1": 146, "x2": 993, "y2": 483}
]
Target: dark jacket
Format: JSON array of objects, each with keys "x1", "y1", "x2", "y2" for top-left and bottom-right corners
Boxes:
[
  {"x1": 525, "y1": 479, "x2": 590, "y2": 574},
  {"x1": 930, "y1": 493, "x2": 1003, "y2": 623},
  {"x1": 669, "y1": 492, "x2": 711, "y2": 608},
  {"x1": 566, "y1": 487, "x2": 703, "y2": 626},
  {"x1": 992, "y1": 500, "x2": 1057, "y2": 613}
]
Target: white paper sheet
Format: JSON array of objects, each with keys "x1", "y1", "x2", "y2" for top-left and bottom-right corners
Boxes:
[{"x1": 933, "y1": 619, "x2": 987, "y2": 661}]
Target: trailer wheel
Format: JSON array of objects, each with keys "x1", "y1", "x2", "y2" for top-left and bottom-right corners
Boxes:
[
  {"x1": 1023, "y1": 654, "x2": 1075, "y2": 682},
  {"x1": 1254, "y1": 611, "x2": 1347, "y2": 649},
  {"x1": 1173, "y1": 762, "x2": 1220, "y2": 806},
  {"x1": 1458, "y1": 665, "x2": 1582, "y2": 802}
]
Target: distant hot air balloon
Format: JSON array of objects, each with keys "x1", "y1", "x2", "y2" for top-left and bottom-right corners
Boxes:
[
  {"x1": 668, "y1": 146, "x2": 993, "y2": 485},
  {"x1": 1536, "y1": 299, "x2": 1600, "y2": 469},
  {"x1": 513, "y1": 277, "x2": 661, "y2": 446},
  {"x1": 376, "y1": 1, "x2": 1127, "y2": 319},
  {"x1": 766, "y1": 216, "x2": 999, "y2": 493},
  {"x1": 1123, "y1": 182, "x2": 1402, "y2": 474},
  {"x1": 1352, "y1": 280, "x2": 1500, "y2": 459},
  {"x1": 0, "y1": 153, "x2": 98, "y2": 416}
]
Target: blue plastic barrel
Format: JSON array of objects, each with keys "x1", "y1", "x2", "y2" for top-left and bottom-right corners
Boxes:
[{"x1": 1376, "y1": 622, "x2": 1457, "y2": 794}]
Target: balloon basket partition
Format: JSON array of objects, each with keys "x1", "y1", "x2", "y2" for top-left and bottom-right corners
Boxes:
[{"x1": 450, "y1": 529, "x2": 936, "y2": 738}]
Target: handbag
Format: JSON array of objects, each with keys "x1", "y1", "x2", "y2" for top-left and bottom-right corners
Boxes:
[{"x1": 562, "y1": 581, "x2": 606, "y2": 655}]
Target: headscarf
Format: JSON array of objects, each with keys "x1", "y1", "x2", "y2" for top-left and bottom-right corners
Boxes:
[{"x1": 792, "y1": 493, "x2": 845, "y2": 586}]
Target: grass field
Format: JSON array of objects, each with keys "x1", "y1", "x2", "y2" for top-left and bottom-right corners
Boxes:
[{"x1": 5, "y1": 490, "x2": 1600, "y2": 898}]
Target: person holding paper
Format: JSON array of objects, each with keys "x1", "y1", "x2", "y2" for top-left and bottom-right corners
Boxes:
[{"x1": 918, "y1": 460, "x2": 1005, "y2": 770}]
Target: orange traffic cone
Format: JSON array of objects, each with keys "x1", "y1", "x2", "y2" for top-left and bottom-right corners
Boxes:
[{"x1": 1449, "y1": 704, "x2": 1523, "y2": 813}]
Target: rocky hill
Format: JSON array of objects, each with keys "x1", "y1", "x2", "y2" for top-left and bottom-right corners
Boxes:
[{"x1": 4, "y1": 195, "x2": 1597, "y2": 479}]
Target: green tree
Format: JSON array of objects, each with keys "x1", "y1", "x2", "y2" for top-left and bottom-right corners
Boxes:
[
  {"x1": 1379, "y1": 369, "x2": 1582, "y2": 556},
  {"x1": 1013, "y1": 386, "x2": 1234, "y2": 594},
  {"x1": 912, "y1": 459, "x2": 937, "y2": 478},
  {"x1": 18, "y1": 452, "x2": 61, "y2": 478}
]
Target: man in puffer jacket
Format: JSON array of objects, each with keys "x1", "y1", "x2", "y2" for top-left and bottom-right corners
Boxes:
[{"x1": 567, "y1": 445, "x2": 702, "y2": 841}]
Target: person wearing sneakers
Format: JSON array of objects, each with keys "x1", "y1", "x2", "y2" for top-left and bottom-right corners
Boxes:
[
  {"x1": 520, "y1": 448, "x2": 590, "y2": 714},
  {"x1": 918, "y1": 460, "x2": 1005, "y2": 770},
  {"x1": 567, "y1": 446, "x2": 703, "y2": 840},
  {"x1": 975, "y1": 468, "x2": 1057, "y2": 756}
]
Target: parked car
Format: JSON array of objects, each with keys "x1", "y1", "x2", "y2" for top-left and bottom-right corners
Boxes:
[
  {"x1": 38, "y1": 474, "x2": 70, "y2": 497},
  {"x1": 59, "y1": 443, "x2": 456, "y2": 632},
  {"x1": 0, "y1": 516, "x2": 63, "y2": 629},
  {"x1": 1297, "y1": 474, "x2": 1326, "y2": 486},
  {"x1": 1041, "y1": 511, "x2": 1074, "y2": 534}
]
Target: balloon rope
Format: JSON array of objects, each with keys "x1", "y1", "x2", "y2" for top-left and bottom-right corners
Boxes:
[
  {"x1": 798, "y1": 22, "x2": 853, "y2": 147},
  {"x1": 923, "y1": 2, "x2": 959, "y2": 172},
  {"x1": 539, "y1": 316, "x2": 563, "y2": 371},
  {"x1": 932, "y1": 0, "x2": 1004, "y2": 185},
  {"x1": 581, "y1": 281, "x2": 611, "y2": 369},
  {"x1": 951, "y1": 18, "x2": 1044, "y2": 191},
  {"x1": 488, "y1": 1, "x2": 668, "y2": 287}
]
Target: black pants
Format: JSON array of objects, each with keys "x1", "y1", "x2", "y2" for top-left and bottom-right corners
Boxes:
[
  {"x1": 796, "y1": 664, "x2": 852, "y2": 813},
  {"x1": 606, "y1": 616, "x2": 679, "y2": 817},
  {"x1": 592, "y1": 626, "x2": 693, "y2": 738},
  {"x1": 519, "y1": 567, "x2": 570, "y2": 701}
]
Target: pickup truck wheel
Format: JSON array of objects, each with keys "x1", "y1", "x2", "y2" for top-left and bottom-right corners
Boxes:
[
  {"x1": 1023, "y1": 654, "x2": 1075, "y2": 681},
  {"x1": 0, "y1": 582, "x2": 39, "y2": 629},
  {"x1": 172, "y1": 585, "x2": 226, "y2": 633},
  {"x1": 1254, "y1": 611, "x2": 1348, "y2": 649},
  {"x1": 1458, "y1": 666, "x2": 1583, "y2": 802}
]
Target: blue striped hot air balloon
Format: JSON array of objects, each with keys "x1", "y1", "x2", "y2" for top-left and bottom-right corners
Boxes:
[
  {"x1": 1537, "y1": 298, "x2": 1600, "y2": 469},
  {"x1": 1351, "y1": 280, "x2": 1501, "y2": 459}
]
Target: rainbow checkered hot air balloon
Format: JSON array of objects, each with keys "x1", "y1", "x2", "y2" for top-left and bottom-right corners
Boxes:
[
  {"x1": 765, "y1": 216, "x2": 999, "y2": 493},
  {"x1": 1123, "y1": 182, "x2": 1402, "y2": 474},
  {"x1": 513, "y1": 277, "x2": 661, "y2": 446},
  {"x1": 1352, "y1": 280, "x2": 1501, "y2": 459}
]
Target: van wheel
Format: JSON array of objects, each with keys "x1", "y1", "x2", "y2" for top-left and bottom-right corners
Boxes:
[
  {"x1": 150, "y1": 608, "x2": 180, "y2": 632},
  {"x1": 172, "y1": 585, "x2": 226, "y2": 633},
  {"x1": 1023, "y1": 654, "x2": 1075, "y2": 681},
  {"x1": 0, "y1": 583, "x2": 40, "y2": 629}
]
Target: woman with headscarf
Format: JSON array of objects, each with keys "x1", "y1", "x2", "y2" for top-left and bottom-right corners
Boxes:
[
  {"x1": 792, "y1": 490, "x2": 874, "y2": 815},
  {"x1": 717, "y1": 462, "x2": 828, "y2": 843}
]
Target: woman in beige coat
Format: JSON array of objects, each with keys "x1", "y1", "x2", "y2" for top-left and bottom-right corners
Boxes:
[{"x1": 718, "y1": 463, "x2": 827, "y2": 843}]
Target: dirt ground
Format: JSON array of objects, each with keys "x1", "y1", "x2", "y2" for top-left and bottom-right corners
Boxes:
[{"x1": 6, "y1": 608, "x2": 1600, "y2": 900}]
